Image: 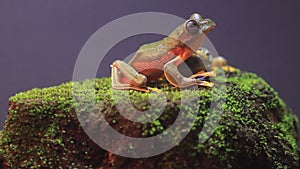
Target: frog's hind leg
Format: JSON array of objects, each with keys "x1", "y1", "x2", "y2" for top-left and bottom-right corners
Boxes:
[{"x1": 111, "y1": 60, "x2": 149, "y2": 92}]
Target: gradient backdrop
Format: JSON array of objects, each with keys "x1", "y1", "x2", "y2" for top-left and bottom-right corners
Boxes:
[{"x1": 0, "y1": 1, "x2": 300, "y2": 131}]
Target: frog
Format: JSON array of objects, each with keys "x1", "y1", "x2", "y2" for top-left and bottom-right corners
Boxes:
[{"x1": 111, "y1": 13, "x2": 226, "y2": 92}]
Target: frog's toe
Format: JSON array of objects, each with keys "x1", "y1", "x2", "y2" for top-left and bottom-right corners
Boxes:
[
  {"x1": 147, "y1": 87, "x2": 162, "y2": 93},
  {"x1": 197, "y1": 81, "x2": 214, "y2": 87},
  {"x1": 222, "y1": 65, "x2": 236, "y2": 72},
  {"x1": 213, "y1": 65, "x2": 236, "y2": 72}
]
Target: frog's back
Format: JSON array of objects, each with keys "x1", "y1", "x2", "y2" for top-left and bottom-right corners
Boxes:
[
  {"x1": 138, "y1": 40, "x2": 164, "y2": 51},
  {"x1": 127, "y1": 38, "x2": 180, "y2": 80}
]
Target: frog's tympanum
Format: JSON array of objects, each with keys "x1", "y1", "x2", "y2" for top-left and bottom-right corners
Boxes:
[{"x1": 111, "y1": 13, "x2": 228, "y2": 92}]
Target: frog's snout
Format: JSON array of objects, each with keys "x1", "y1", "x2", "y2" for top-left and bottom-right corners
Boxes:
[{"x1": 201, "y1": 18, "x2": 216, "y2": 33}]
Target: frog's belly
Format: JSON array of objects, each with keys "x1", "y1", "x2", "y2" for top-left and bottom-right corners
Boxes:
[
  {"x1": 131, "y1": 61, "x2": 165, "y2": 81},
  {"x1": 140, "y1": 69, "x2": 164, "y2": 81}
]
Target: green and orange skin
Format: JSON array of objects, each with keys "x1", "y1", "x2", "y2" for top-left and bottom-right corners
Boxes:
[{"x1": 111, "y1": 13, "x2": 219, "y2": 92}]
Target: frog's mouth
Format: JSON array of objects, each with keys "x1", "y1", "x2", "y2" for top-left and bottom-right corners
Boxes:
[{"x1": 200, "y1": 19, "x2": 216, "y2": 33}]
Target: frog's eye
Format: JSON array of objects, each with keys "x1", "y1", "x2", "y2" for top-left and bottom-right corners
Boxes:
[
  {"x1": 185, "y1": 19, "x2": 199, "y2": 34},
  {"x1": 190, "y1": 13, "x2": 203, "y2": 21}
]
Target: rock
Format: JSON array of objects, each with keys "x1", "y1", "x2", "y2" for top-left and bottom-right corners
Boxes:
[
  {"x1": 0, "y1": 154, "x2": 9, "y2": 169},
  {"x1": 0, "y1": 70, "x2": 298, "y2": 169}
]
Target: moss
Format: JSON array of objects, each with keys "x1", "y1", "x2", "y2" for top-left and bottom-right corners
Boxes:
[{"x1": 0, "y1": 70, "x2": 298, "y2": 169}]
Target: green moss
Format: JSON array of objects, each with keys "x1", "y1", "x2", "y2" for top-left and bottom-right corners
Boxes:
[
  {"x1": 193, "y1": 71, "x2": 298, "y2": 168},
  {"x1": 0, "y1": 70, "x2": 298, "y2": 168}
]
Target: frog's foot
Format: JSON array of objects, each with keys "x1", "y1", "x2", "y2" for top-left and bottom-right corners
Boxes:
[
  {"x1": 197, "y1": 80, "x2": 214, "y2": 87},
  {"x1": 111, "y1": 82, "x2": 150, "y2": 92},
  {"x1": 211, "y1": 56, "x2": 228, "y2": 69},
  {"x1": 147, "y1": 87, "x2": 162, "y2": 93},
  {"x1": 112, "y1": 85, "x2": 160, "y2": 93},
  {"x1": 127, "y1": 86, "x2": 151, "y2": 92},
  {"x1": 211, "y1": 56, "x2": 237, "y2": 72},
  {"x1": 189, "y1": 71, "x2": 216, "y2": 79},
  {"x1": 221, "y1": 65, "x2": 236, "y2": 72},
  {"x1": 212, "y1": 65, "x2": 237, "y2": 72}
]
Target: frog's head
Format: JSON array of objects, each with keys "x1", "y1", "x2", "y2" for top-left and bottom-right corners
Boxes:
[
  {"x1": 168, "y1": 13, "x2": 216, "y2": 51},
  {"x1": 188, "y1": 13, "x2": 216, "y2": 34}
]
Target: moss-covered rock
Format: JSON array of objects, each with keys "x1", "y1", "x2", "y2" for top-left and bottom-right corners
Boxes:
[{"x1": 0, "y1": 70, "x2": 298, "y2": 169}]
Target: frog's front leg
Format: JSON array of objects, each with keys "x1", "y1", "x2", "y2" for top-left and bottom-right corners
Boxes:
[
  {"x1": 163, "y1": 56, "x2": 214, "y2": 88},
  {"x1": 189, "y1": 48, "x2": 216, "y2": 78},
  {"x1": 111, "y1": 60, "x2": 149, "y2": 92}
]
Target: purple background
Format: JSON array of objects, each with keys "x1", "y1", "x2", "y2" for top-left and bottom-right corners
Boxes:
[{"x1": 0, "y1": 0, "x2": 300, "y2": 129}]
